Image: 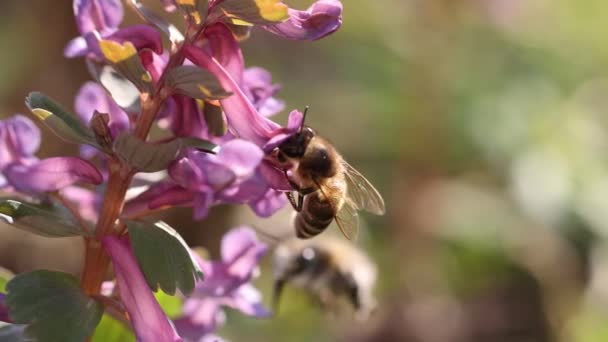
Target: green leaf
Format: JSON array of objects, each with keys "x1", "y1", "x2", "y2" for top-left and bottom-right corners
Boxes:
[
  {"x1": 113, "y1": 133, "x2": 217, "y2": 172},
  {"x1": 211, "y1": 0, "x2": 289, "y2": 25},
  {"x1": 113, "y1": 133, "x2": 181, "y2": 173},
  {"x1": 180, "y1": 136, "x2": 219, "y2": 154},
  {"x1": 166, "y1": 65, "x2": 232, "y2": 100},
  {"x1": 0, "y1": 199, "x2": 87, "y2": 238},
  {"x1": 5, "y1": 270, "x2": 103, "y2": 342},
  {"x1": 128, "y1": 220, "x2": 203, "y2": 295},
  {"x1": 91, "y1": 315, "x2": 135, "y2": 342},
  {"x1": 174, "y1": 0, "x2": 205, "y2": 25},
  {"x1": 25, "y1": 92, "x2": 99, "y2": 148},
  {"x1": 154, "y1": 291, "x2": 183, "y2": 318},
  {"x1": 99, "y1": 40, "x2": 153, "y2": 94},
  {"x1": 0, "y1": 267, "x2": 14, "y2": 292}
]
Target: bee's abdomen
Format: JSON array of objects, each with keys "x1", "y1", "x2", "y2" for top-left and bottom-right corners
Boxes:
[{"x1": 295, "y1": 195, "x2": 335, "y2": 239}]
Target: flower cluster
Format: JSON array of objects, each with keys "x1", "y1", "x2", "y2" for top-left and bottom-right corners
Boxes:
[{"x1": 0, "y1": 0, "x2": 343, "y2": 341}]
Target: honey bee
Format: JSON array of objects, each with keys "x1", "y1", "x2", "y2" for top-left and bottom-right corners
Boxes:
[
  {"x1": 272, "y1": 107, "x2": 386, "y2": 240},
  {"x1": 272, "y1": 236, "x2": 378, "y2": 319}
]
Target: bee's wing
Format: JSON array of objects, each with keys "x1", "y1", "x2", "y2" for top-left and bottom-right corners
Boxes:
[
  {"x1": 335, "y1": 199, "x2": 360, "y2": 241},
  {"x1": 313, "y1": 178, "x2": 360, "y2": 241},
  {"x1": 342, "y1": 160, "x2": 386, "y2": 215}
]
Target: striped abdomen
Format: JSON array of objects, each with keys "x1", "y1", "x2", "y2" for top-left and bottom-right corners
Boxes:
[{"x1": 295, "y1": 192, "x2": 337, "y2": 239}]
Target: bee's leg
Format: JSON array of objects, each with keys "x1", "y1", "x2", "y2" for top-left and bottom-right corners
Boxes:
[
  {"x1": 285, "y1": 192, "x2": 299, "y2": 211},
  {"x1": 296, "y1": 192, "x2": 304, "y2": 211}
]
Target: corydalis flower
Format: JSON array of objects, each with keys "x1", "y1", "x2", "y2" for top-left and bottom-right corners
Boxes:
[
  {"x1": 65, "y1": 0, "x2": 162, "y2": 59},
  {"x1": 263, "y1": 0, "x2": 343, "y2": 41},
  {"x1": 174, "y1": 227, "x2": 270, "y2": 341},
  {"x1": 243, "y1": 67, "x2": 285, "y2": 117},
  {"x1": 0, "y1": 115, "x2": 102, "y2": 193},
  {"x1": 103, "y1": 236, "x2": 183, "y2": 342},
  {"x1": 132, "y1": 139, "x2": 286, "y2": 219},
  {"x1": 0, "y1": 115, "x2": 39, "y2": 188}
]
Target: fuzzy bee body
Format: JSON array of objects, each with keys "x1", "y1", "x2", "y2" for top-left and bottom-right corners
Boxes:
[
  {"x1": 273, "y1": 236, "x2": 378, "y2": 319},
  {"x1": 275, "y1": 121, "x2": 385, "y2": 240}
]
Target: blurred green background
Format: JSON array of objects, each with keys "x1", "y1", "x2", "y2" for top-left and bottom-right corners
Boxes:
[{"x1": 3, "y1": 0, "x2": 608, "y2": 341}]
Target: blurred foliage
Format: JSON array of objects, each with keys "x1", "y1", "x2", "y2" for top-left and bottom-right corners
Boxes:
[{"x1": 4, "y1": 0, "x2": 608, "y2": 341}]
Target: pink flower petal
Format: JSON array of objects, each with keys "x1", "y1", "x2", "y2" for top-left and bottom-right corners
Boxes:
[
  {"x1": 263, "y1": 0, "x2": 343, "y2": 41},
  {"x1": 102, "y1": 236, "x2": 182, "y2": 342},
  {"x1": 184, "y1": 45, "x2": 280, "y2": 147},
  {"x1": 5, "y1": 157, "x2": 102, "y2": 193}
]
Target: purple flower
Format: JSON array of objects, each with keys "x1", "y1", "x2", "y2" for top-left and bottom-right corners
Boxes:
[
  {"x1": 65, "y1": 0, "x2": 162, "y2": 59},
  {"x1": 173, "y1": 227, "x2": 270, "y2": 341},
  {"x1": 0, "y1": 115, "x2": 40, "y2": 187},
  {"x1": 4, "y1": 157, "x2": 103, "y2": 194},
  {"x1": 125, "y1": 136, "x2": 288, "y2": 219},
  {"x1": 243, "y1": 67, "x2": 285, "y2": 117},
  {"x1": 165, "y1": 139, "x2": 271, "y2": 219},
  {"x1": 204, "y1": 24, "x2": 284, "y2": 116},
  {"x1": 73, "y1": 0, "x2": 123, "y2": 34},
  {"x1": 184, "y1": 45, "x2": 302, "y2": 149},
  {"x1": 263, "y1": 0, "x2": 343, "y2": 41},
  {"x1": 0, "y1": 115, "x2": 103, "y2": 193},
  {"x1": 160, "y1": 95, "x2": 210, "y2": 140},
  {"x1": 103, "y1": 236, "x2": 183, "y2": 342}
]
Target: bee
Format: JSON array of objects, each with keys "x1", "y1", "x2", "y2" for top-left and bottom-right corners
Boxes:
[
  {"x1": 272, "y1": 107, "x2": 386, "y2": 240},
  {"x1": 272, "y1": 236, "x2": 378, "y2": 319}
]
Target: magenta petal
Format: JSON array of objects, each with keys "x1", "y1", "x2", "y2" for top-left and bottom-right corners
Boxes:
[
  {"x1": 217, "y1": 140, "x2": 264, "y2": 178},
  {"x1": 193, "y1": 191, "x2": 215, "y2": 220},
  {"x1": 184, "y1": 45, "x2": 280, "y2": 147},
  {"x1": 0, "y1": 115, "x2": 41, "y2": 169},
  {"x1": 258, "y1": 161, "x2": 291, "y2": 191},
  {"x1": 221, "y1": 226, "x2": 260, "y2": 263},
  {"x1": 107, "y1": 24, "x2": 164, "y2": 55},
  {"x1": 221, "y1": 227, "x2": 267, "y2": 280},
  {"x1": 123, "y1": 182, "x2": 193, "y2": 217},
  {"x1": 164, "y1": 95, "x2": 208, "y2": 139},
  {"x1": 141, "y1": 50, "x2": 169, "y2": 83},
  {"x1": 4, "y1": 157, "x2": 102, "y2": 193},
  {"x1": 243, "y1": 67, "x2": 284, "y2": 117},
  {"x1": 222, "y1": 284, "x2": 271, "y2": 318},
  {"x1": 148, "y1": 185, "x2": 195, "y2": 209},
  {"x1": 263, "y1": 110, "x2": 303, "y2": 152},
  {"x1": 102, "y1": 236, "x2": 183, "y2": 342},
  {"x1": 169, "y1": 154, "x2": 207, "y2": 190},
  {"x1": 205, "y1": 23, "x2": 245, "y2": 84},
  {"x1": 249, "y1": 188, "x2": 287, "y2": 217},
  {"x1": 74, "y1": 0, "x2": 123, "y2": 34},
  {"x1": 263, "y1": 0, "x2": 343, "y2": 41},
  {"x1": 174, "y1": 299, "x2": 223, "y2": 340}
]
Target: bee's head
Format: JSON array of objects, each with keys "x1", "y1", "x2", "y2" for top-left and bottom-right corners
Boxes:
[{"x1": 278, "y1": 127, "x2": 315, "y2": 159}]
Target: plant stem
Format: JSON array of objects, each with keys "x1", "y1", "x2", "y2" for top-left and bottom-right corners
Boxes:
[
  {"x1": 81, "y1": 162, "x2": 133, "y2": 295},
  {"x1": 78, "y1": 18, "x2": 201, "y2": 299}
]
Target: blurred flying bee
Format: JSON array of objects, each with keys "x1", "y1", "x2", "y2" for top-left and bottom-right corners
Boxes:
[
  {"x1": 272, "y1": 236, "x2": 377, "y2": 319},
  {"x1": 272, "y1": 107, "x2": 386, "y2": 240}
]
